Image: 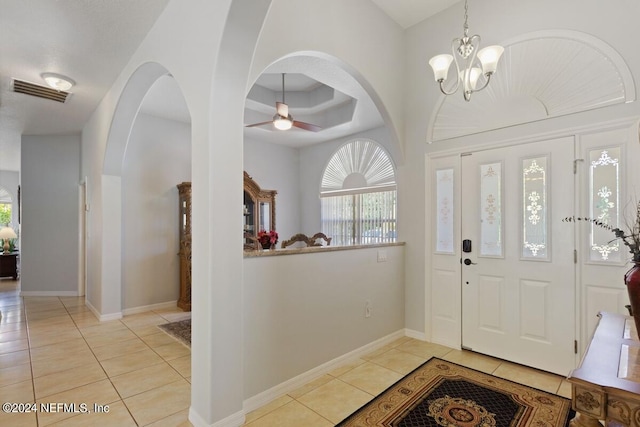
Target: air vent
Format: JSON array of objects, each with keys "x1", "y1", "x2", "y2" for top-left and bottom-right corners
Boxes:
[{"x1": 12, "y1": 79, "x2": 70, "y2": 103}]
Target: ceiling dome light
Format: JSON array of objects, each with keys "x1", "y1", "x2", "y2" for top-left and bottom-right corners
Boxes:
[
  {"x1": 273, "y1": 115, "x2": 293, "y2": 130},
  {"x1": 41, "y1": 73, "x2": 75, "y2": 91}
]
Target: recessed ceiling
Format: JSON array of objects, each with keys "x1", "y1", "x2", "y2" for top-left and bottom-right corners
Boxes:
[{"x1": 370, "y1": 0, "x2": 460, "y2": 29}]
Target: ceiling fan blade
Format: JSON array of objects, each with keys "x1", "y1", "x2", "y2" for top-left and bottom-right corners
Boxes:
[
  {"x1": 292, "y1": 121, "x2": 322, "y2": 132},
  {"x1": 245, "y1": 121, "x2": 274, "y2": 128},
  {"x1": 276, "y1": 102, "x2": 288, "y2": 117}
]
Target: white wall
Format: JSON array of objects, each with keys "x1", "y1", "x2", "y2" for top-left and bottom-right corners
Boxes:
[
  {"x1": 122, "y1": 113, "x2": 191, "y2": 310},
  {"x1": 243, "y1": 138, "x2": 300, "y2": 241},
  {"x1": 0, "y1": 170, "x2": 20, "y2": 229},
  {"x1": 21, "y1": 134, "x2": 80, "y2": 294},
  {"x1": 243, "y1": 245, "x2": 405, "y2": 398}
]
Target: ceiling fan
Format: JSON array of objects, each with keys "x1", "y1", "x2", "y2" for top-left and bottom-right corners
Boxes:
[{"x1": 246, "y1": 73, "x2": 321, "y2": 132}]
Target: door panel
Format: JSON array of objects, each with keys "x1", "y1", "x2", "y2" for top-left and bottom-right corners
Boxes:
[{"x1": 461, "y1": 137, "x2": 576, "y2": 375}]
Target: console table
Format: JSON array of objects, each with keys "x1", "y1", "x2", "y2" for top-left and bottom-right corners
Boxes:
[
  {"x1": 567, "y1": 312, "x2": 640, "y2": 427},
  {"x1": 0, "y1": 252, "x2": 19, "y2": 279}
]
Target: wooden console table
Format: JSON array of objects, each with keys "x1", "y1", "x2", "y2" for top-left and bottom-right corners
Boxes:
[
  {"x1": 0, "y1": 252, "x2": 19, "y2": 279},
  {"x1": 567, "y1": 312, "x2": 640, "y2": 427}
]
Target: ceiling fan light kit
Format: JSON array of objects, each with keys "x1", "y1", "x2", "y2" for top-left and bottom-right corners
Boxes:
[
  {"x1": 428, "y1": 0, "x2": 503, "y2": 101},
  {"x1": 246, "y1": 73, "x2": 321, "y2": 132}
]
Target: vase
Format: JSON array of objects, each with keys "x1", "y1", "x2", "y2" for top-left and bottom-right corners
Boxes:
[{"x1": 624, "y1": 262, "x2": 640, "y2": 336}]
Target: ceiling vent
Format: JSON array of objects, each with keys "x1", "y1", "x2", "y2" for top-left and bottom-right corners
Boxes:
[{"x1": 12, "y1": 79, "x2": 70, "y2": 103}]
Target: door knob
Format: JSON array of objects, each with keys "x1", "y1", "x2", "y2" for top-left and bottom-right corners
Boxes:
[{"x1": 463, "y1": 258, "x2": 477, "y2": 266}]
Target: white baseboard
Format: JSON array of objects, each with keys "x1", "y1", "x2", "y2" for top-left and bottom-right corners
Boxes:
[
  {"x1": 405, "y1": 328, "x2": 427, "y2": 341},
  {"x1": 85, "y1": 300, "x2": 122, "y2": 322},
  {"x1": 20, "y1": 291, "x2": 79, "y2": 297},
  {"x1": 189, "y1": 407, "x2": 245, "y2": 427},
  {"x1": 243, "y1": 329, "x2": 406, "y2": 413},
  {"x1": 122, "y1": 300, "x2": 178, "y2": 316}
]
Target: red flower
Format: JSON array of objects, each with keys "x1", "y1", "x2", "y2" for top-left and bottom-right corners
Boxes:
[{"x1": 257, "y1": 230, "x2": 278, "y2": 248}]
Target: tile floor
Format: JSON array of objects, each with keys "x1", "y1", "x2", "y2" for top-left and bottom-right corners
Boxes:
[{"x1": 0, "y1": 279, "x2": 573, "y2": 426}]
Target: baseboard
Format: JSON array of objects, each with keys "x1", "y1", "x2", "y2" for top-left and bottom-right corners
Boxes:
[
  {"x1": 243, "y1": 329, "x2": 406, "y2": 413},
  {"x1": 189, "y1": 407, "x2": 245, "y2": 427},
  {"x1": 404, "y1": 328, "x2": 427, "y2": 341},
  {"x1": 122, "y1": 300, "x2": 178, "y2": 316},
  {"x1": 85, "y1": 300, "x2": 122, "y2": 322},
  {"x1": 20, "y1": 291, "x2": 79, "y2": 297}
]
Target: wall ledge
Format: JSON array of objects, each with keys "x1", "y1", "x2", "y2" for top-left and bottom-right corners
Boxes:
[{"x1": 243, "y1": 242, "x2": 405, "y2": 258}]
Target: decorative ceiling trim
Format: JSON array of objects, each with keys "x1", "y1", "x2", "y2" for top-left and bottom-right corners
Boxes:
[{"x1": 428, "y1": 30, "x2": 636, "y2": 142}]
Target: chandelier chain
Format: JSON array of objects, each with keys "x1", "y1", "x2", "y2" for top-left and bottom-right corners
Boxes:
[{"x1": 463, "y1": 0, "x2": 469, "y2": 38}]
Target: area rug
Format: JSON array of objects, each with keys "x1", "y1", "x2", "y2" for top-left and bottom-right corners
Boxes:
[
  {"x1": 157, "y1": 319, "x2": 191, "y2": 347},
  {"x1": 337, "y1": 358, "x2": 574, "y2": 427}
]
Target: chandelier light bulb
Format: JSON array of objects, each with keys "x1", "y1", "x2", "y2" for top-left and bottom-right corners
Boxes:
[
  {"x1": 429, "y1": 55, "x2": 454, "y2": 81},
  {"x1": 273, "y1": 116, "x2": 293, "y2": 130}
]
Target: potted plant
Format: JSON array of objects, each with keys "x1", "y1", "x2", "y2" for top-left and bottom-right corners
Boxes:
[{"x1": 257, "y1": 230, "x2": 278, "y2": 250}]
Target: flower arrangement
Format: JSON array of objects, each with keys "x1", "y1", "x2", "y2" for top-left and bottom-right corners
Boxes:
[
  {"x1": 257, "y1": 230, "x2": 278, "y2": 249},
  {"x1": 563, "y1": 200, "x2": 640, "y2": 263}
]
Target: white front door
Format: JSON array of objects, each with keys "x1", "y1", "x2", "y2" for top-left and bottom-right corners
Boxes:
[{"x1": 460, "y1": 137, "x2": 576, "y2": 375}]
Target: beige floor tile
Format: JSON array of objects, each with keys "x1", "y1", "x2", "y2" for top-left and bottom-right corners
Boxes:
[
  {"x1": 0, "y1": 320, "x2": 26, "y2": 333},
  {"x1": 338, "y1": 361, "x2": 403, "y2": 395},
  {"x1": 58, "y1": 297, "x2": 86, "y2": 308},
  {"x1": 110, "y1": 362, "x2": 183, "y2": 398},
  {"x1": 84, "y1": 328, "x2": 139, "y2": 348},
  {"x1": 0, "y1": 410, "x2": 38, "y2": 427},
  {"x1": 493, "y1": 362, "x2": 563, "y2": 394},
  {"x1": 34, "y1": 362, "x2": 107, "y2": 399},
  {"x1": 100, "y1": 347, "x2": 164, "y2": 377},
  {"x1": 0, "y1": 338, "x2": 28, "y2": 354},
  {"x1": 28, "y1": 328, "x2": 83, "y2": 348},
  {"x1": 288, "y1": 374, "x2": 334, "y2": 399},
  {"x1": 396, "y1": 339, "x2": 452, "y2": 359},
  {"x1": 79, "y1": 320, "x2": 128, "y2": 337},
  {"x1": 441, "y1": 349, "x2": 502, "y2": 374},
  {"x1": 0, "y1": 348, "x2": 30, "y2": 368},
  {"x1": 0, "y1": 327, "x2": 28, "y2": 342},
  {"x1": 328, "y1": 358, "x2": 367, "y2": 378},
  {"x1": 368, "y1": 348, "x2": 426, "y2": 375},
  {"x1": 27, "y1": 318, "x2": 77, "y2": 332},
  {"x1": 29, "y1": 338, "x2": 90, "y2": 363},
  {"x1": 31, "y1": 347, "x2": 98, "y2": 378},
  {"x1": 145, "y1": 408, "x2": 193, "y2": 427},
  {"x1": 245, "y1": 400, "x2": 332, "y2": 427},
  {"x1": 0, "y1": 379, "x2": 34, "y2": 402},
  {"x1": 35, "y1": 379, "x2": 121, "y2": 426},
  {"x1": 47, "y1": 400, "x2": 137, "y2": 427},
  {"x1": 152, "y1": 342, "x2": 190, "y2": 361},
  {"x1": 168, "y1": 355, "x2": 191, "y2": 377},
  {"x1": 26, "y1": 308, "x2": 69, "y2": 321},
  {"x1": 70, "y1": 316, "x2": 102, "y2": 328},
  {"x1": 296, "y1": 379, "x2": 373, "y2": 424},
  {"x1": 558, "y1": 379, "x2": 572, "y2": 398},
  {"x1": 142, "y1": 331, "x2": 181, "y2": 348},
  {"x1": 0, "y1": 362, "x2": 32, "y2": 387},
  {"x1": 245, "y1": 395, "x2": 293, "y2": 424},
  {"x1": 124, "y1": 379, "x2": 191, "y2": 426},
  {"x1": 361, "y1": 337, "x2": 412, "y2": 361},
  {"x1": 90, "y1": 337, "x2": 149, "y2": 361}
]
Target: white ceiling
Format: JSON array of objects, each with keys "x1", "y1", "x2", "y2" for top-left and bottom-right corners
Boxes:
[{"x1": 0, "y1": 0, "x2": 455, "y2": 171}]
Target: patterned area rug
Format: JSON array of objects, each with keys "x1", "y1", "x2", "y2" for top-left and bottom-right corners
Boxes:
[
  {"x1": 337, "y1": 358, "x2": 574, "y2": 427},
  {"x1": 157, "y1": 319, "x2": 191, "y2": 347}
]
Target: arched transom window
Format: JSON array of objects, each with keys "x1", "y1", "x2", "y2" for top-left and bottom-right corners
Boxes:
[{"x1": 320, "y1": 139, "x2": 396, "y2": 245}]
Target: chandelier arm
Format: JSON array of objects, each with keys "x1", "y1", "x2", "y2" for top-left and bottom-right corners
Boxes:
[
  {"x1": 469, "y1": 72, "x2": 493, "y2": 95},
  {"x1": 438, "y1": 80, "x2": 459, "y2": 96}
]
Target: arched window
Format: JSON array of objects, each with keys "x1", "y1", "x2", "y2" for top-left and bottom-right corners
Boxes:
[
  {"x1": 320, "y1": 139, "x2": 396, "y2": 245},
  {"x1": 0, "y1": 187, "x2": 12, "y2": 227}
]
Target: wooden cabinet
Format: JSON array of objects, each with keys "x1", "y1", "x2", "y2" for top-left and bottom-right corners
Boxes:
[
  {"x1": 177, "y1": 182, "x2": 191, "y2": 311},
  {"x1": 0, "y1": 252, "x2": 19, "y2": 279},
  {"x1": 243, "y1": 172, "x2": 276, "y2": 250}
]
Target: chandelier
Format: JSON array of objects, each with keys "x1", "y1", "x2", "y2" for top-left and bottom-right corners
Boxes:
[{"x1": 428, "y1": 0, "x2": 504, "y2": 101}]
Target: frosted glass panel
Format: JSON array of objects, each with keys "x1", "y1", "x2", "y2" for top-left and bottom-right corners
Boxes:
[
  {"x1": 480, "y1": 162, "x2": 503, "y2": 257},
  {"x1": 589, "y1": 148, "x2": 621, "y2": 262},
  {"x1": 522, "y1": 157, "x2": 548, "y2": 259},
  {"x1": 436, "y1": 168, "x2": 454, "y2": 253}
]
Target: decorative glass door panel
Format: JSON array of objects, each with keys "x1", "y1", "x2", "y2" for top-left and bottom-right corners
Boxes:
[
  {"x1": 522, "y1": 157, "x2": 549, "y2": 260},
  {"x1": 589, "y1": 147, "x2": 621, "y2": 263},
  {"x1": 479, "y1": 162, "x2": 503, "y2": 257},
  {"x1": 436, "y1": 168, "x2": 454, "y2": 254}
]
